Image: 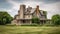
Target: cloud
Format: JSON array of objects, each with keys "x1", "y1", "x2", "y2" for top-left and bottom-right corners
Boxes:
[
  {"x1": 10, "y1": 0, "x2": 60, "y2": 19},
  {"x1": 0, "y1": 0, "x2": 60, "y2": 19},
  {"x1": 5, "y1": 0, "x2": 20, "y2": 17},
  {"x1": 0, "y1": 0, "x2": 13, "y2": 10},
  {"x1": 41, "y1": 0, "x2": 60, "y2": 4},
  {"x1": 40, "y1": 2, "x2": 60, "y2": 19},
  {"x1": 6, "y1": 0, "x2": 43, "y2": 17},
  {"x1": 12, "y1": 0, "x2": 60, "y2": 4}
]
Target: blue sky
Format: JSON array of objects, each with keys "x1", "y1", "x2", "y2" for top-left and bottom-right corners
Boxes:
[{"x1": 0, "y1": 0, "x2": 60, "y2": 19}]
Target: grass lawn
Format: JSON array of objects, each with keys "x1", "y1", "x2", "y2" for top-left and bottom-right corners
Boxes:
[{"x1": 0, "y1": 25, "x2": 60, "y2": 34}]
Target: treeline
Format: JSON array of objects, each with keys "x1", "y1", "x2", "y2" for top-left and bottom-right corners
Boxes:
[
  {"x1": 0, "y1": 11, "x2": 13, "y2": 25},
  {"x1": 0, "y1": 11, "x2": 60, "y2": 25}
]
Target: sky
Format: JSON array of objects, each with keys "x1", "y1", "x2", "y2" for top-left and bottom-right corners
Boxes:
[{"x1": 0, "y1": 0, "x2": 60, "y2": 19}]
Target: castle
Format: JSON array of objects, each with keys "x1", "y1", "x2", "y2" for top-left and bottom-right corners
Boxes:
[{"x1": 11, "y1": 4, "x2": 50, "y2": 25}]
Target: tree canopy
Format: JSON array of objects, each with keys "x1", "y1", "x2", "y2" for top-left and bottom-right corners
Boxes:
[
  {"x1": 0, "y1": 11, "x2": 13, "y2": 25},
  {"x1": 52, "y1": 14, "x2": 60, "y2": 25}
]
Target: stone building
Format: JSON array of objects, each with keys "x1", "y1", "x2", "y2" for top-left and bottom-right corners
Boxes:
[{"x1": 11, "y1": 4, "x2": 50, "y2": 25}]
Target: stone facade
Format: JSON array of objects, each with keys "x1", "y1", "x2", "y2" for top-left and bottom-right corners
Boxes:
[{"x1": 11, "y1": 4, "x2": 49, "y2": 25}]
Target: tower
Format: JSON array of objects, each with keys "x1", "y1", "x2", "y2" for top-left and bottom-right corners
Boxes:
[{"x1": 19, "y1": 4, "x2": 26, "y2": 19}]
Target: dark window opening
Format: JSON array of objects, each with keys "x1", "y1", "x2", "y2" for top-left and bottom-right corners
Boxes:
[{"x1": 23, "y1": 20, "x2": 25, "y2": 23}]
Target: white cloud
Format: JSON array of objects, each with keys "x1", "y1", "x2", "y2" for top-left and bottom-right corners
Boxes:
[
  {"x1": 4, "y1": 0, "x2": 60, "y2": 19},
  {"x1": 40, "y1": 2, "x2": 60, "y2": 19},
  {"x1": 6, "y1": 0, "x2": 20, "y2": 17}
]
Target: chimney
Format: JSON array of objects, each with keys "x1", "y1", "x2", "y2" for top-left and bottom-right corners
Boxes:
[
  {"x1": 36, "y1": 5, "x2": 39, "y2": 10},
  {"x1": 35, "y1": 5, "x2": 40, "y2": 18},
  {"x1": 36, "y1": 5, "x2": 40, "y2": 14}
]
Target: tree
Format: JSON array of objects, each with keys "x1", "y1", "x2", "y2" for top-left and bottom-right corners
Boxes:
[
  {"x1": 32, "y1": 17, "x2": 40, "y2": 24},
  {"x1": 0, "y1": 11, "x2": 13, "y2": 25},
  {"x1": 52, "y1": 14, "x2": 60, "y2": 25}
]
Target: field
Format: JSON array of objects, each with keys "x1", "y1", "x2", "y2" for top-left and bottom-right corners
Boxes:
[{"x1": 0, "y1": 25, "x2": 60, "y2": 34}]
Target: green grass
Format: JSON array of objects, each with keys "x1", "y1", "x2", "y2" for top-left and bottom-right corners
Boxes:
[{"x1": 0, "y1": 25, "x2": 60, "y2": 34}]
